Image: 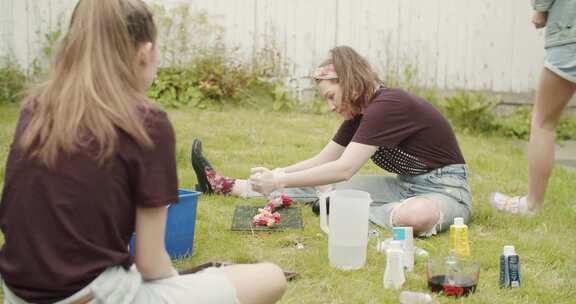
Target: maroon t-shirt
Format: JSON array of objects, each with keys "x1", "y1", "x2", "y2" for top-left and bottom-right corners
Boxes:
[
  {"x1": 0, "y1": 106, "x2": 178, "y2": 303},
  {"x1": 333, "y1": 88, "x2": 465, "y2": 175}
]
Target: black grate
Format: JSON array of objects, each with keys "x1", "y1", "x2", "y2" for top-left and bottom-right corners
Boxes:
[{"x1": 231, "y1": 205, "x2": 303, "y2": 231}]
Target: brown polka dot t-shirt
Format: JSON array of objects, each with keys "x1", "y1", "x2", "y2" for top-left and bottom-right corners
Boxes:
[{"x1": 333, "y1": 88, "x2": 465, "y2": 176}]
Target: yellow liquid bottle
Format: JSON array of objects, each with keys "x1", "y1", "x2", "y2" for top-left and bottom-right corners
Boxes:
[{"x1": 449, "y1": 217, "x2": 470, "y2": 256}]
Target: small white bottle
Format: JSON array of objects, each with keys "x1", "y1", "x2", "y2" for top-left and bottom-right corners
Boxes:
[
  {"x1": 393, "y1": 226, "x2": 415, "y2": 272},
  {"x1": 399, "y1": 291, "x2": 435, "y2": 304},
  {"x1": 383, "y1": 240, "x2": 405, "y2": 289}
]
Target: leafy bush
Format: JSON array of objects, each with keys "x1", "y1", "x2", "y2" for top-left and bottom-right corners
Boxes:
[
  {"x1": 152, "y1": 4, "x2": 223, "y2": 67},
  {"x1": 441, "y1": 91, "x2": 501, "y2": 134},
  {"x1": 0, "y1": 26, "x2": 62, "y2": 105},
  {"x1": 191, "y1": 49, "x2": 252, "y2": 102},
  {"x1": 383, "y1": 64, "x2": 419, "y2": 92},
  {"x1": 0, "y1": 57, "x2": 27, "y2": 104},
  {"x1": 147, "y1": 3, "x2": 290, "y2": 109},
  {"x1": 147, "y1": 68, "x2": 203, "y2": 108},
  {"x1": 31, "y1": 27, "x2": 62, "y2": 79},
  {"x1": 556, "y1": 116, "x2": 576, "y2": 141},
  {"x1": 148, "y1": 47, "x2": 285, "y2": 109},
  {"x1": 499, "y1": 105, "x2": 576, "y2": 141},
  {"x1": 500, "y1": 106, "x2": 532, "y2": 140}
]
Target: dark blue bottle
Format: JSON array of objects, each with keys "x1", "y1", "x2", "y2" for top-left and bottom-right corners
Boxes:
[{"x1": 499, "y1": 245, "x2": 521, "y2": 288}]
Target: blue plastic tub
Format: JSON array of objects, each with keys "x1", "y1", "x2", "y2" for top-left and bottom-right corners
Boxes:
[{"x1": 130, "y1": 189, "x2": 200, "y2": 259}]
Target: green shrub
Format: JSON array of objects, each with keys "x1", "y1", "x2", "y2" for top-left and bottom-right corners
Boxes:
[
  {"x1": 500, "y1": 106, "x2": 532, "y2": 140},
  {"x1": 31, "y1": 27, "x2": 62, "y2": 79},
  {"x1": 191, "y1": 49, "x2": 251, "y2": 102},
  {"x1": 383, "y1": 64, "x2": 419, "y2": 92},
  {"x1": 0, "y1": 58, "x2": 27, "y2": 104},
  {"x1": 442, "y1": 91, "x2": 501, "y2": 134},
  {"x1": 147, "y1": 3, "x2": 290, "y2": 109},
  {"x1": 148, "y1": 46, "x2": 282, "y2": 109},
  {"x1": 499, "y1": 106, "x2": 576, "y2": 141},
  {"x1": 556, "y1": 116, "x2": 576, "y2": 141},
  {"x1": 147, "y1": 68, "x2": 203, "y2": 108}
]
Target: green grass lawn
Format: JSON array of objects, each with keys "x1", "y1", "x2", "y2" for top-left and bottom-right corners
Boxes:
[{"x1": 1, "y1": 103, "x2": 575, "y2": 303}]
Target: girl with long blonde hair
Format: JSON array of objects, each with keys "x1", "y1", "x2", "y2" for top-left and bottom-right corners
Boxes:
[{"x1": 0, "y1": 1, "x2": 285, "y2": 303}]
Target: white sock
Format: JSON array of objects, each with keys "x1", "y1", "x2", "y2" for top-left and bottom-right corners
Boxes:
[
  {"x1": 518, "y1": 196, "x2": 529, "y2": 214},
  {"x1": 231, "y1": 179, "x2": 249, "y2": 198}
]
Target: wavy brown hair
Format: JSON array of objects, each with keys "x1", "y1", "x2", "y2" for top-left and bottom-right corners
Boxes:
[
  {"x1": 318, "y1": 46, "x2": 382, "y2": 116},
  {"x1": 19, "y1": 0, "x2": 157, "y2": 168}
]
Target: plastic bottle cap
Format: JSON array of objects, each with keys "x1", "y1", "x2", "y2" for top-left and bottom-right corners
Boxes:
[
  {"x1": 503, "y1": 245, "x2": 516, "y2": 255},
  {"x1": 454, "y1": 217, "x2": 464, "y2": 226}
]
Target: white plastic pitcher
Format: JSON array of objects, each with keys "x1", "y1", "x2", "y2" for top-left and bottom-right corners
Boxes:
[{"x1": 319, "y1": 189, "x2": 372, "y2": 270}]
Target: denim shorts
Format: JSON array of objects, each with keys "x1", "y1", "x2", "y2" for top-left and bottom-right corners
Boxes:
[
  {"x1": 259, "y1": 164, "x2": 472, "y2": 235},
  {"x1": 545, "y1": 43, "x2": 576, "y2": 83},
  {"x1": 338, "y1": 164, "x2": 472, "y2": 235}
]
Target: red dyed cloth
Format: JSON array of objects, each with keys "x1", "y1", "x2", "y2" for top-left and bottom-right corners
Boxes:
[{"x1": 205, "y1": 168, "x2": 236, "y2": 195}]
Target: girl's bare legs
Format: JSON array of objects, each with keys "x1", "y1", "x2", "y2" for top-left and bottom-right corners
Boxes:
[
  {"x1": 222, "y1": 263, "x2": 287, "y2": 304},
  {"x1": 527, "y1": 67, "x2": 576, "y2": 213}
]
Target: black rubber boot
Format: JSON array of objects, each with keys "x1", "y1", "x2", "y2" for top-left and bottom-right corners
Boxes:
[
  {"x1": 191, "y1": 139, "x2": 214, "y2": 194},
  {"x1": 311, "y1": 197, "x2": 330, "y2": 216}
]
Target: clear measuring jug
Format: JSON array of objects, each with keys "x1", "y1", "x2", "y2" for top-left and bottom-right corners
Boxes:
[{"x1": 319, "y1": 189, "x2": 372, "y2": 270}]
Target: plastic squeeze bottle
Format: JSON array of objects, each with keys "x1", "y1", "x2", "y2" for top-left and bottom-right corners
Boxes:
[
  {"x1": 393, "y1": 226, "x2": 415, "y2": 272},
  {"x1": 383, "y1": 240, "x2": 406, "y2": 289},
  {"x1": 500, "y1": 245, "x2": 521, "y2": 288},
  {"x1": 448, "y1": 217, "x2": 470, "y2": 256}
]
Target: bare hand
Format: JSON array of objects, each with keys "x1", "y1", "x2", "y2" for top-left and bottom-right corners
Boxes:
[{"x1": 532, "y1": 11, "x2": 547, "y2": 29}]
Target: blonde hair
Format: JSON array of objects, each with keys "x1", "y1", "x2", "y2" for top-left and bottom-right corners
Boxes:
[
  {"x1": 20, "y1": 0, "x2": 157, "y2": 168},
  {"x1": 318, "y1": 46, "x2": 382, "y2": 116}
]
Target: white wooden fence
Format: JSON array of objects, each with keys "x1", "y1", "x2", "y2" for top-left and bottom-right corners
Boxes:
[{"x1": 1, "y1": 0, "x2": 548, "y2": 96}]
